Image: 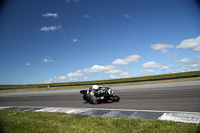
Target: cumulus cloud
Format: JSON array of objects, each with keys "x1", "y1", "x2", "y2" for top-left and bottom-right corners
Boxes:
[
  {"x1": 44, "y1": 75, "x2": 68, "y2": 83},
  {"x1": 112, "y1": 55, "x2": 141, "y2": 65},
  {"x1": 123, "y1": 14, "x2": 130, "y2": 18},
  {"x1": 67, "y1": 70, "x2": 83, "y2": 78},
  {"x1": 142, "y1": 61, "x2": 162, "y2": 68},
  {"x1": 83, "y1": 15, "x2": 92, "y2": 18},
  {"x1": 119, "y1": 72, "x2": 130, "y2": 78},
  {"x1": 178, "y1": 56, "x2": 200, "y2": 65},
  {"x1": 142, "y1": 69, "x2": 155, "y2": 76},
  {"x1": 107, "y1": 71, "x2": 130, "y2": 79},
  {"x1": 26, "y1": 63, "x2": 30, "y2": 66},
  {"x1": 42, "y1": 13, "x2": 58, "y2": 18},
  {"x1": 69, "y1": 77, "x2": 78, "y2": 81},
  {"x1": 184, "y1": 64, "x2": 200, "y2": 72},
  {"x1": 104, "y1": 69, "x2": 122, "y2": 74},
  {"x1": 44, "y1": 64, "x2": 116, "y2": 83},
  {"x1": 44, "y1": 70, "x2": 81, "y2": 83},
  {"x1": 171, "y1": 56, "x2": 200, "y2": 72},
  {"x1": 112, "y1": 59, "x2": 128, "y2": 65},
  {"x1": 180, "y1": 58, "x2": 196, "y2": 64},
  {"x1": 43, "y1": 56, "x2": 54, "y2": 62},
  {"x1": 54, "y1": 76, "x2": 68, "y2": 81},
  {"x1": 45, "y1": 54, "x2": 141, "y2": 83},
  {"x1": 161, "y1": 66, "x2": 169, "y2": 70},
  {"x1": 44, "y1": 78, "x2": 53, "y2": 84},
  {"x1": 71, "y1": 38, "x2": 78, "y2": 42},
  {"x1": 176, "y1": 36, "x2": 200, "y2": 52},
  {"x1": 144, "y1": 69, "x2": 155, "y2": 73},
  {"x1": 151, "y1": 43, "x2": 174, "y2": 53},
  {"x1": 66, "y1": 0, "x2": 81, "y2": 3},
  {"x1": 83, "y1": 65, "x2": 115, "y2": 73},
  {"x1": 43, "y1": 58, "x2": 54, "y2": 62},
  {"x1": 40, "y1": 25, "x2": 62, "y2": 31},
  {"x1": 84, "y1": 77, "x2": 88, "y2": 80},
  {"x1": 109, "y1": 75, "x2": 118, "y2": 79},
  {"x1": 167, "y1": 53, "x2": 178, "y2": 58}
]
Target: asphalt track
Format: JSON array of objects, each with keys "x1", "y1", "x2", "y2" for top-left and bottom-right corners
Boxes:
[{"x1": 0, "y1": 81, "x2": 200, "y2": 112}]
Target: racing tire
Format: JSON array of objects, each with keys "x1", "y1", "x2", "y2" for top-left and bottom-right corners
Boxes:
[
  {"x1": 111, "y1": 95, "x2": 120, "y2": 102},
  {"x1": 83, "y1": 95, "x2": 89, "y2": 102}
]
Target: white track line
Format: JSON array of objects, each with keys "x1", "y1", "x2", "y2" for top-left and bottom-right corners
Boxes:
[{"x1": 158, "y1": 113, "x2": 200, "y2": 124}]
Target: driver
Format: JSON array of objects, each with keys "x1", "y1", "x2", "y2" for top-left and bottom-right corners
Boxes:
[{"x1": 88, "y1": 85, "x2": 104, "y2": 104}]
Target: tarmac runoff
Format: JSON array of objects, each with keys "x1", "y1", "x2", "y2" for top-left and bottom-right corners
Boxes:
[{"x1": 0, "y1": 106, "x2": 199, "y2": 124}]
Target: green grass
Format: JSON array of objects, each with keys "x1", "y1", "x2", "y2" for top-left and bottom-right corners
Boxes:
[
  {"x1": 0, "y1": 110, "x2": 199, "y2": 133},
  {"x1": 1, "y1": 71, "x2": 200, "y2": 93},
  {"x1": 27, "y1": 70, "x2": 200, "y2": 87}
]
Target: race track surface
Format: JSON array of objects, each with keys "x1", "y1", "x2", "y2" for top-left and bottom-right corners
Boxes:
[{"x1": 1, "y1": 81, "x2": 200, "y2": 112}]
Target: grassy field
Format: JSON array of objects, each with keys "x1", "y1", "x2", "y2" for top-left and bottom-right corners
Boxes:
[
  {"x1": 1, "y1": 71, "x2": 200, "y2": 93},
  {"x1": 38, "y1": 70, "x2": 200, "y2": 87},
  {"x1": 0, "y1": 110, "x2": 199, "y2": 133}
]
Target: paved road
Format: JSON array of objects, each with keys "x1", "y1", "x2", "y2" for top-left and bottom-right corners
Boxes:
[{"x1": 1, "y1": 81, "x2": 200, "y2": 112}]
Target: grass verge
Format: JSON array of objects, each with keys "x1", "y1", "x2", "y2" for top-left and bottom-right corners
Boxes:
[{"x1": 0, "y1": 110, "x2": 199, "y2": 133}]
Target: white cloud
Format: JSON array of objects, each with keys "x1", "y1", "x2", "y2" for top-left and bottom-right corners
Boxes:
[
  {"x1": 142, "y1": 61, "x2": 162, "y2": 68},
  {"x1": 109, "y1": 75, "x2": 118, "y2": 79},
  {"x1": 44, "y1": 78, "x2": 53, "y2": 84},
  {"x1": 190, "y1": 64, "x2": 198, "y2": 68},
  {"x1": 26, "y1": 63, "x2": 30, "y2": 66},
  {"x1": 42, "y1": 13, "x2": 58, "y2": 18},
  {"x1": 43, "y1": 75, "x2": 68, "y2": 84},
  {"x1": 66, "y1": 0, "x2": 81, "y2": 3},
  {"x1": 171, "y1": 56, "x2": 200, "y2": 72},
  {"x1": 84, "y1": 77, "x2": 88, "y2": 80},
  {"x1": 123, "y1": 14, "x2": 130, "y2": 18},
  {"x1": 69, "y1": 77, "x2": 78, "y2": 81},
  {"x1": 161, "y1": 66, "x2": 169, "y2": 70},
  {"x1": 180, "y1": 58, "x2": 196, "y2": 64},
  {"x1": 45, "y1": 54, "x2": 140, "y2": 83},
  {"x1": 125, "y1": 55, "x2": 141, "y2": 63},
  {"x1": 112, "y1": 55, "x2": 141, "y2": 65},
  {"x1": 67, "y1": 70, "x2": 83, "y2": 78},
  {"x1": 40, "y1": 25, "x2": 62, "y2": 32},
  {"x1": 184, "y1": 64, "x2": 200, "y2": 72},
  {"x1": 142, "y1": 69, "x2": 155, "y2": 76},
  {"x1": 176, "y1": 36, "x2": 200, "y2": 52},
  {"x1": 104, "y1": 69, "x2": 122, "y2": 74},
  {"x1": 54, "y1": 76, "x2": 68, "y2": 81},
  {"x1": 43, "y1": 58, "x2": 53, "y2": 62},
  {"x1": 173, "y1": 57, "x2": 200, "y2": 65},
  {"x1": 167, "y1": 53, "x2": 178, "y2": 58},
  {"x1": 83, "y1": 65, "x2": 115, "y2": 73},
  {"x1": 144, "y1": 69, "x2": 155, "y2": 73},
  {"x1": 45, "y1": 76, "x2": 64, "y2": 83},
  {"x1": 151, "y1": 43, "x2": 174, "y2": 53},
  {"x1": 112, "y1": 59, "x2": 128, "y2": 65},
  {"x1": 71, "y1": 38, "x2": 78, "y2": 42},
  {"x1": 107, "y1": 71, "x2": 130, "y2": 79},
  {"x1": 83, "y1": 15, "x2": 92, "y2": 18},
  {"x1": 119, "y1": 72, "x2": 130, "y2": 78},
  {"x1": 43, "y1": 57, "x2": 54, "y2": 62}
]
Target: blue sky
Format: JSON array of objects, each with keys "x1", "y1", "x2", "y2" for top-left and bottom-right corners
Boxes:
[{"x1": 0, "y1": 0, "x2": 200, "y2": 84}]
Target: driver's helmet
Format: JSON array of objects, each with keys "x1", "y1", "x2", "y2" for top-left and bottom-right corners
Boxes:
[{"x1": 92, "y1": 85, "x2": 99, "y2": 90}]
